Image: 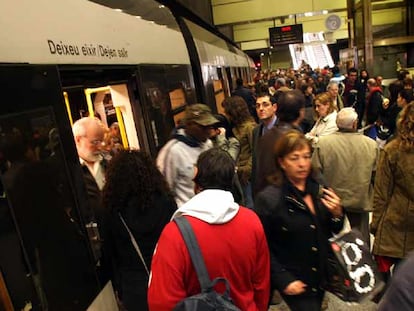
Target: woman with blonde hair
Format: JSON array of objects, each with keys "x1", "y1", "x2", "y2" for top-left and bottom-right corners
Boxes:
[{"x1": 305, "y1": 92, "x2": 338, "y2": 144}]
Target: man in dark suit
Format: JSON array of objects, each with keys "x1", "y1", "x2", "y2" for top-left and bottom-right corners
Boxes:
[
  {"x1": 251, "y1": 91, "x2": 277, "y2": 198},
  {"x1": 253, "y1": 90, "x2": 305, "y2": 197}
]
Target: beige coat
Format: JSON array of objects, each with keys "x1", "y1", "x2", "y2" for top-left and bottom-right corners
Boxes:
[
  {"x1": 312, "y1": 131, "x2": 378, "y2": 213},
  {"x1": 371, "y1": 139, "x2": 414, "y2": 258}
]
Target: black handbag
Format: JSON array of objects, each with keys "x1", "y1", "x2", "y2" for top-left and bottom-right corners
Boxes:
[{"x1": 325, "y1": 229, "x2": 385, "y2": 303}]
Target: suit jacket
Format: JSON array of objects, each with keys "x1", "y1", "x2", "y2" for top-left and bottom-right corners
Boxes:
[{"x1": 252, "y1": 122, "x2": 298, "y2": 196}]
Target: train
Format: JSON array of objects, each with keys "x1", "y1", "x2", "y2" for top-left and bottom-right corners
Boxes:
[{"x1": 0, "y1": 0, "x2": 254, "y2": 310}]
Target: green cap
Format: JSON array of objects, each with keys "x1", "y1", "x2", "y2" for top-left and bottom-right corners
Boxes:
[{"x1": 184, "y1": 104, "x2": 219, "y2": 126}]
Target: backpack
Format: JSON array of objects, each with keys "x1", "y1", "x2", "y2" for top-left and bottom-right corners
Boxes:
[{"x1": 173, "y1": 217, "x2": 241, "y2": 311}]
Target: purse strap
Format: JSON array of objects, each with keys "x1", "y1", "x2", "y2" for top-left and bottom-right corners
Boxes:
[
  {"x1": 174, "y1": 217, "x2": 211, "y2": 291},
  {"x1": 119, "y1": 213, "x2": 149, "y2": 276}
]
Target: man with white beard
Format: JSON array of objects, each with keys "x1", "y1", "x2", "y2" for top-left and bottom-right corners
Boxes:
[{"x1": 72, "y1": 117, "x2": 107, "y2": 240}]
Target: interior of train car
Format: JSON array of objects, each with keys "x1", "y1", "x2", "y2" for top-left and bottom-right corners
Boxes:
[{"x1": 0, "y1": 0, "x2": 254, "y2": 310}]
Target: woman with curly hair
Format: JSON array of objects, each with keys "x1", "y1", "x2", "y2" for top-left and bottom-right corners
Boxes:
[
  {"x1": 371, "y1": 102, "x2": 414, "y2": 285},
  {"x1": 222, "y1": 95, "x2": 257, "y2": 208},
  {"x1": 102, "y1": 150, "x2": 176, "y2": 311}
]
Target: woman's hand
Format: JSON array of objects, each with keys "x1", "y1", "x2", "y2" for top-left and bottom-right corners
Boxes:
[
  {"x1": 320, "y1": 187, "x2": 343, "y2": 217},
  {"x1": 283, "y1": 280, "x2": 307, "y2": 295}
]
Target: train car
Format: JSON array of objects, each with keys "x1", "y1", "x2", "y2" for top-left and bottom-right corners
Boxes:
[{"x1": 0, "y1": 0, "x2": 254, "y2": 310}]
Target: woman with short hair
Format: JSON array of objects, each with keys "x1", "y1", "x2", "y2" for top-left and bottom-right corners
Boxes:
[{"x1": 255, "y1": 130, "x2": 343, "y2": 311}]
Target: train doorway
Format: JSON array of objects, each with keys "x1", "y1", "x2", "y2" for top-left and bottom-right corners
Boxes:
[{"x1": 59, "y1": 66, "x2": 144, "y2": 154}]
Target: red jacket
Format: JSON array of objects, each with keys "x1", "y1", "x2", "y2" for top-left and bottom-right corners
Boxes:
[{"x1": 148, "y1": 208, "x2": 270, "y2": 311}]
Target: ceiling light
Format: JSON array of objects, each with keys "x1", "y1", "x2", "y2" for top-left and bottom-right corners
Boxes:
[
  {"x1": 114, "y1": 8, "x2": 123, "y2": 12},
  {"x1": 159, "y1": 5, "x2": 165, "y2": 8}
]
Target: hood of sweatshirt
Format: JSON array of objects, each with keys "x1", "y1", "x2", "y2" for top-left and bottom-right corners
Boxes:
[{"x1": 171, "y1": 189, "x2": 239, "y2": 224}]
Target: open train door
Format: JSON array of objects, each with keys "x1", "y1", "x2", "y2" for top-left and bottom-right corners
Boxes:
[
  {"x1": 0, "y1": 65, "x2": 102, "y2": 310},
  {"x1": 83, "y1": 84, "x2": 140, "y2": 150}
]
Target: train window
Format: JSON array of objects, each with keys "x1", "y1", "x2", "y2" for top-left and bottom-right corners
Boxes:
[
  {"x1": 183, "y1": 19, "x2": 252, "y2": 110},
  {"x1": 137, "y1": 64, "x2": 196, "y2": 155}
]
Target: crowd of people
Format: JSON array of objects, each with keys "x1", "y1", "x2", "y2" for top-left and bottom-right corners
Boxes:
[{"x1": 70, "y1": 64, "x2": 414, "y2": 311}]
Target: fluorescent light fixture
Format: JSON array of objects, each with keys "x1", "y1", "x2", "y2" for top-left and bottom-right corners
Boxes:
[{"x1": 114, "y1": 8, "x2": 123, "y2": 12}]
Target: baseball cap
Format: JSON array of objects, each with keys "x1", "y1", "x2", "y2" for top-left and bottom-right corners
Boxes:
[{"x1": 184, "y1": 104, "x2": 219, "y2": 126}]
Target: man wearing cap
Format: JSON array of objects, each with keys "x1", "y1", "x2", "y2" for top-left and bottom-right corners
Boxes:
[
  {"x1": 157, "y1": 104, "x2": 218, "y2": 207},
  {"x1": 312, "y1": 107, "x2": 378, "y2": 246}
]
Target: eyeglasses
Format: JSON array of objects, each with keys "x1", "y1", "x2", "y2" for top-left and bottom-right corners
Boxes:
[
  {"x1": 90, "y1": 139, "x2": 103, "y2": 146},
  {"x1": 255, "y1": 102, "x2": 272, "y2": 109},
  {"x1": 82, "y1": 136, "x2": 103, "y2": 146}
]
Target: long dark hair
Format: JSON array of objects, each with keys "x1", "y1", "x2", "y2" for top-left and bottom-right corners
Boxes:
[{"x1": 103, "y1": 149, "x2": 172, "y2": 211}]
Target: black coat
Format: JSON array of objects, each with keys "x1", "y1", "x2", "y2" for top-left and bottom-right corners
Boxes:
[
  {"x1": 80, "y1": 162, "x2": 106, "y2": 227},
  {"x1": 255, "y1": 178, "x2": 343, "y2": 296},
  {"x1": 251, "y1": 120, "x2": 278, "y2": 198},
  {"x1": 103, "y1": 192, "x2": 176, "y2": 311},
  {"x1": 252, "y1": 123, "x2": 300, "y2": 196}
]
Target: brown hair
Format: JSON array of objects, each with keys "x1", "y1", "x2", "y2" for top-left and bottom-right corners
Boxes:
[
  {"x1": 221, "y1": 96, "x2": 255, "y2": 126},
  {"x1": 267, "y1": 130, "x2": 312, "y2": 186}
]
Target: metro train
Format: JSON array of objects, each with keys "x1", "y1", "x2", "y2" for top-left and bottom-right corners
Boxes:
[{"x1": 0, "y1": 0, "x2": 254, "y2": 310}]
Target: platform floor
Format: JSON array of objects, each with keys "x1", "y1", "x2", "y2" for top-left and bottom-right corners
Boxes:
[{"x1": 268, "y1": 291, "x2": 378, "y2": 311}]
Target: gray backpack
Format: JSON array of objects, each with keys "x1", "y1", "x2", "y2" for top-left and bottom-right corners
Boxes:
[{"x1": 173, "y1": 217, "x2": 241, "y2": 311}]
